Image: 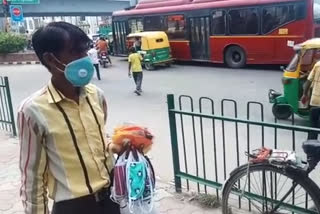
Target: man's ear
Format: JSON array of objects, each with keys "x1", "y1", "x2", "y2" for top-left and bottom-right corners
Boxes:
[{"x1": 42, "y1": 52, "x2": 56, "y2": 69}]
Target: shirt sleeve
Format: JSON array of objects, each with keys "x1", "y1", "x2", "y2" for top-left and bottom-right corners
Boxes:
[
  {"x1": 88, "y1": 50, "x2": 92, "y2": 58},
  {"x1": 17, "y1": 110, "x2": 49, "y2": 214},
  {"x1": 95, "y1": 86, "x2": 108, "y2": 124},
  {"x1": 128, "y1": 55, "x2": 131, "y2": 63}
]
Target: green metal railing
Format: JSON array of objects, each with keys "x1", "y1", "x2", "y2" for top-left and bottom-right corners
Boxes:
[
  {"x1": 167, "y1": 94, "x2": 320, "y2": 201},
  {"x1": 0, "y1": 76, "x2": 16, "y2": 136}
]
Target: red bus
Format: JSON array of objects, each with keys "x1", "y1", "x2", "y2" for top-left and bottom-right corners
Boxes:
[{"x1": 112, "y1": 0, "x2": 320, "y2": 68}]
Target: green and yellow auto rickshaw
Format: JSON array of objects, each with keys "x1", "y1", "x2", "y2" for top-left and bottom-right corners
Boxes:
[
  {"x1": 127, "y1": 31, "x2": 173, "y2": 70},
  {"x1": 269, "y1": 38, "x2": 320, "y2": 119}
]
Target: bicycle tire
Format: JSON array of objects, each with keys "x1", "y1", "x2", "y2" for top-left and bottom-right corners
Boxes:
[{"x1": 222, "y1": 163, "x2": 320, "y2": 214}]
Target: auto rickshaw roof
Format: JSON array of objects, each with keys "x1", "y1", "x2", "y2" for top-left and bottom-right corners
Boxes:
[
  {"x1": 299, "y1": 38, "x2": 320, "y2": 50},
  {"x1": 127, "y1": 31, "x2": 168, "y2": 39}
]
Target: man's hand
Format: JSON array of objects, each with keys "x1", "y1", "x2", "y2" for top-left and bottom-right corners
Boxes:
[
  {"x1": 301, "y1": 95, "x2": 309, "y2": 105},
  {"x1": 128, "y1": 72, "x2": 132, "y2": 78},
  {"x1": 108, "y1": 140, "x2": 131, "y2": 154}
]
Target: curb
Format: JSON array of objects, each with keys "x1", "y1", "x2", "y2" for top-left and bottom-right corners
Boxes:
[{"x1": 0, "y1": 61, "x2": 41, "y2": 65}]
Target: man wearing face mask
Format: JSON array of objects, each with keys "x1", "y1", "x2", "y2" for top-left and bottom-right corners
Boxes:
[{"x1": 17, "y1": 22, "x2": 121, "y2": 214}]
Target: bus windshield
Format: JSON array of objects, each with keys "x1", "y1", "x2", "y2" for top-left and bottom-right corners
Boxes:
[{"x1": 315, "y1": 0, "x2": 320, "y2": 22}]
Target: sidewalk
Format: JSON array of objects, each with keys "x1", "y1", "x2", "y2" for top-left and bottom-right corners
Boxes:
[{"x1": 0, "y1": 131, "x2": 221, "y2": 214}]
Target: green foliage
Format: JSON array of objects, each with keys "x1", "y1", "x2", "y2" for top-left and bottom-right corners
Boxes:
[{"x1": 0, "y1": 32, "x2": 27, "y2": 54}]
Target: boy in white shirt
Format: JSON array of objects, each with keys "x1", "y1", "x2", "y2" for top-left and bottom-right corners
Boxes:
[{"x1": 88, "y1": 44, "x2": 101, "y2": 80}]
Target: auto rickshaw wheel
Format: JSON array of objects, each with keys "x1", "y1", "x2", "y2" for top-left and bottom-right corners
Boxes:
[
  {"x1": 272, "y1": 104, "x2": 293, "y2": 120},
  {"x1": 145, "y1": 62, "x2": 155, "y2": 70},
  {"x1": 224, "y1": 45, "x2": 246, "y2": 68}
]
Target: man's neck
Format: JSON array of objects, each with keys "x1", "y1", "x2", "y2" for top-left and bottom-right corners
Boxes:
[{"x1": 51, "y1": 77, "x2": 80, "y2": 104}]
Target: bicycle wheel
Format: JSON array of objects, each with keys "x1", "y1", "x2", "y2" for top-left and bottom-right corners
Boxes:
[{"x1": 222, "y1": 163, "x2": 320, "y2": 214}]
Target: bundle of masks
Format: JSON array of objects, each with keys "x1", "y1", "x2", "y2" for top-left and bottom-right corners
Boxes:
[{"x1": 111, "y1": 125, "x2": 155, "y2": 214}]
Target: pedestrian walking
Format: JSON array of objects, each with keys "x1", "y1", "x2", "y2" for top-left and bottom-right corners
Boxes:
[
  {"x1": 88, "y1": 44, "x2": 101, "y2": 80},
  {"x1": 128, "y1": 47, "x2": 143, "y2": 95},
  {"x1": 17, "y1": 22, "x2": 124, "y2": 214}
]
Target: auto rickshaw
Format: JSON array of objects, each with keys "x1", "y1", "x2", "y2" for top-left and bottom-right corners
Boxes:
[
  {"x1": 127, "y1": 31, "x2": 173, "y2": 70},
  {"x1": 269, "y1": 38, "x2": 320, "y2": 120}
]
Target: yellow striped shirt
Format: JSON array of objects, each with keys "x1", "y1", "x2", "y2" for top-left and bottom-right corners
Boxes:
[
  {"x1": 308, "y1": 61, "x2": 320, "y2": 106},
  {"x1": 17, "y1": 82, "x2": 113, "y2": 214}
]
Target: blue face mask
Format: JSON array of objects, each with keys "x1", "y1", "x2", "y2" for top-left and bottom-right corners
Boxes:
[{"x1": 55, "y1": 56, "x2": 95, "y2": 87}]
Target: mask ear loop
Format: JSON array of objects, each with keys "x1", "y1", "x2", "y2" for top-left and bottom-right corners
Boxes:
[{"x1": 50, "y1": 53, "x2": 67, "y2": 73}]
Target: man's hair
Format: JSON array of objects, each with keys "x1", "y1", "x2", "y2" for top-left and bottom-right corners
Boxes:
[
  {"x1": 32, "y1": 22, "x2": 90, "y2": 67},
  {"x1": 129, "y1": 47, "x2": 136, "y2": 53}
]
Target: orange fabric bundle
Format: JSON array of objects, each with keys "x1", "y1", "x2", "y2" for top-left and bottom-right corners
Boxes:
[{"x1": 112, "y1": 125, "x2": 153, "y2": 150}]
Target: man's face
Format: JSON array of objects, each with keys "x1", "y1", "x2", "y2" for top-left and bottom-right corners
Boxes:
[{"x1": 47, "y1": 39, "x2": 88, "y2": 79}]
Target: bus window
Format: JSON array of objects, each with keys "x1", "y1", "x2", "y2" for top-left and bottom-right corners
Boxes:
[
  {"x1": 262, "y1": 5, "x2": 296, "y2": 34},
  {"x1": 128, "y1": 19, "x2": 143, "y2": 33},
  {"x1": 229, "y1": 8, "x2": 258, "y2": 35},
  {"x1": 144, "y1": 16, "x2": 163, "y2": 31},
  {"x1": 296, "y1": 3, "x2": 306, "y2": 20},
  {"x1": 212, "y1": 10, "x2": 226, "y2": 35},
  {"x1": 165, "y1": 15, "x2": 186, "y2": 39}
]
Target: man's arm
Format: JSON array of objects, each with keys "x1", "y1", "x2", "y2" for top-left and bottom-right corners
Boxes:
[
  {"x1": 303, "y1": 80, "x2": 312, "y2": 96},
  {"x1": 128, "y1": 60, "x2": 132, "y2": 77},
  {"x1": 304, "y1": 65, "x2": 317, "y2": 96},
  {"x1": 17, "y1": 110, "x2": 49, "y2": 214}
]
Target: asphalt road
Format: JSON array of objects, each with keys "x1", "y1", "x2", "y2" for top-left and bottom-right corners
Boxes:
[{"x1": 3, "y1": 58, "x2": 312, "y2": 188}]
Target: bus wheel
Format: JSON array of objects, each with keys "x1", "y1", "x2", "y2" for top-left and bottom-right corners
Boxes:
[
  {"x1": 145, "y1": 62, "x2": 155, "y2": 70},
  {"x1": 272, "y1": 104, "x2": 292, "y2": 120},
  {"x1": 225, "y1": 46, "x2": 246, "y2": 68}
]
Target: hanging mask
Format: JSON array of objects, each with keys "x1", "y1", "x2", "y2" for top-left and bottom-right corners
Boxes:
[
  {"x1": 54, "y1": 56, "x2": 95, "y2": 87},
  {"x1": 128, "y1": 162, "x2": 146, "y2": 200}
]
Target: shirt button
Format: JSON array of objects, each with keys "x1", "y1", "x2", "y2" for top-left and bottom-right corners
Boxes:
[{"x1": 94, "y1": 148, "x2": 100, "y2": 154}]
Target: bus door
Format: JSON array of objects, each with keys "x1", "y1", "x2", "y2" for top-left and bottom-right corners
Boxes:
[
  {"x1": 113, "y1": 21, "x2": 128, "y2": 55},
  {"x1": 188, "y1": 16, "x2": 210, "y2": 60}
]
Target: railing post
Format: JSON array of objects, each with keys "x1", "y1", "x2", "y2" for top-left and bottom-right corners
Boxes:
[
  {"x1": 4, "y1": 77, "x2": 16, "y2": 137},
  {"x1": 167, "y1": 94, "x2": 182, "y2": 192}
]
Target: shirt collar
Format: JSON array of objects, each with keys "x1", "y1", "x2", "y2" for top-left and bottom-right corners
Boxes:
[{"x1": 47, "y1": 81, "x2": 95, "y2": 104}]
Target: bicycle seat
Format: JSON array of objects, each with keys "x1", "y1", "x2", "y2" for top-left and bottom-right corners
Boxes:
[{"x1": 302, "y1": 140, "x2": 320, "y2": 157}]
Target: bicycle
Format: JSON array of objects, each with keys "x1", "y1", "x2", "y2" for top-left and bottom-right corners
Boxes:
[{"x1": 222, "y1": 140, "x2": 320, "y2": 214}]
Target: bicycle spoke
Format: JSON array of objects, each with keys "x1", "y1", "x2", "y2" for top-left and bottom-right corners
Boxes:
[{"x1": 224, "y1": 165, "x2": 319, "y2": 214}]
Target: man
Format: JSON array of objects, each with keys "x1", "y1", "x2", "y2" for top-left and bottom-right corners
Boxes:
[
  {"x1": 96, "y1": 37, "x2": 108, "y2": 53},
  {"x1": 88, "y1": 44, "x2": 101, "y2": 80},
  {"x1": 96, "y1": 37, "x2": 112, "y2": 65},
  {"x1": 128, "y1": 47, "x2": 143, "y2": 96},
  {"x1": 133, "y1": 37, "x2": 141, "y2": 52},
  {"x1": 302, "y1": 60, "x2": 320, "y2": 139},
  {"x1": 17, "y1": 22, "x2": 121, "y2": 214}
]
